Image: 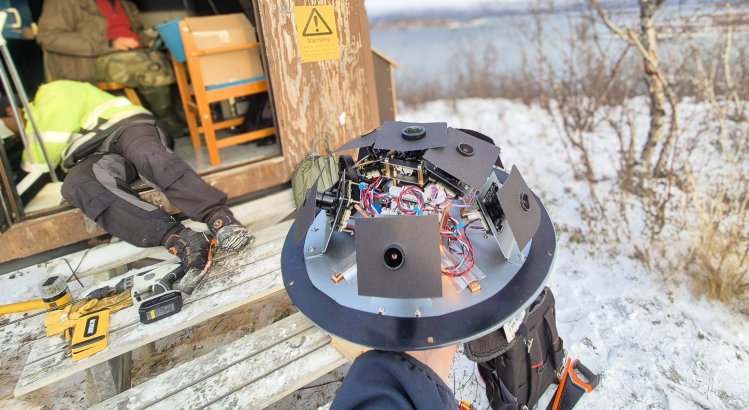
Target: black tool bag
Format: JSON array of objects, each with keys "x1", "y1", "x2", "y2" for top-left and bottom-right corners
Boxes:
[{"x1": 465, "y1": 287, "x2": 566, "y2": 409}]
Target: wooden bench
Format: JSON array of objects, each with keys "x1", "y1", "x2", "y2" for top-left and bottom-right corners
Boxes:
[
  {"x1": 14, "y1": 218, "x2": 292, "y2": 398},
  {"x1": 39, "y1": 189, "x2": 294, "y2": 282},
  {"x1": 10, "y1": 187, "x2": 358, "y2": 407},
  {"x1": 91, "y1": 312, "x2": 348, "y2": 409}
]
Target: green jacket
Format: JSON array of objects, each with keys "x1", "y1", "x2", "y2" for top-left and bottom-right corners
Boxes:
[
  {"x1": 36, "y1": 0, "x2": 154, "y2": 82},
  {"x1": 23, "y1": 80, "x2": 150, "y2": 173}
]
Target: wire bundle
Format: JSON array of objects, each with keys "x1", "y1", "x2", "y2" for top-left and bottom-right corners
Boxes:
[
  {"x1": 355, "y1": 178, "x2": 481, "y2": 278},
  {"x1": 439, "y1": 215, "x2": 477, "y2": 277}
]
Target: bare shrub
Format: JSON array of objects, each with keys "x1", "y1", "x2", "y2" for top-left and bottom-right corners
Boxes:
[
  {"x1": 689, "y1": 179, "x2": 749, "y2": 311},
  {"x1": 397, "y1": 71, "x2": 445, "y2": 108}
]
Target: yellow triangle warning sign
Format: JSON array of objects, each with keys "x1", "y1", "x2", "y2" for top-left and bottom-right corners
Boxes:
[
  {"x1": 302, "y1": 8, "x2": 333, "y2": 37},
  {"x1": 295, "y1": 5, "x2": 340, "y2": 63}
]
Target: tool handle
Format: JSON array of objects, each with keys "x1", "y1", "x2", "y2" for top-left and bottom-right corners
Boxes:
[
  {"x1": 0, "y1": 299, "x2": 47, "y2": 314},
  {"x1": 572, "y1": 360, "x2": 600, "y2": 389},
  {"x1": 152, "y1": 265, "x2": 185, "y2": 295}
]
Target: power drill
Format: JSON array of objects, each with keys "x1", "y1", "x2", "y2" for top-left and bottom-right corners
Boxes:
[{"x1": 85, "y1": 263, "x2": 185, "y2": 324}]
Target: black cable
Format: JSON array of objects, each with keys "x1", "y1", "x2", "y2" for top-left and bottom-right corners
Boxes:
[{"x1": 63, "y1": 248, "x2": 90, "y2": 288}]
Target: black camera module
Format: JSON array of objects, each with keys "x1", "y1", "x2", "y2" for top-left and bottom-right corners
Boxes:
[{"x1": 401, "y1": 125, "x2": 426, "y2": 141}]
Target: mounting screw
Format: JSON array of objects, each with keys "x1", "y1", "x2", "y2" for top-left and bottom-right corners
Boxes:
[
  {"x1": 308, "y1": 247, "x2": 315, "y2": 253},
  {"x1": 414, "y1": 308, "x2": 421, "y2": 318}
]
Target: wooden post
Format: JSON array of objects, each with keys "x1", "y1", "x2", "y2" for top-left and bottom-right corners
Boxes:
[
  {"x1": 86, "y1": 264, "x2": 131, "y2": 405},
  {"x1": 84, "y1": 351, "x2": 132, "y2": 406}
]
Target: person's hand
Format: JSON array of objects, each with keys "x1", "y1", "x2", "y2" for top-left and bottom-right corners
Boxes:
[
  {"x1": 406, "y1": 344, "x2": 458, "y2": 385},
  {"x1": 112, "y1": 37, "x2": 140, "y2": 51}
]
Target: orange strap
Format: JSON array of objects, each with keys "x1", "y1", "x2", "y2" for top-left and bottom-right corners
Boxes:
[
  {"x1": 550, "y1": 358, "x2": 572, "y2": 410},
  {"x1": 458, "y1": 400, "x2": 473, "y2": 410}
]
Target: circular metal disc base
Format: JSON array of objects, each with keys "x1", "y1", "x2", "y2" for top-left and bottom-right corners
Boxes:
[{"x1": 281, "y1": 175, "x2": 557, "y2": 351}]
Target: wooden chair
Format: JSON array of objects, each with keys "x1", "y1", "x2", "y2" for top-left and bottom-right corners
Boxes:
[
  {"x1": 172, "y1": 20, "x2": 275, "y2": 166},
  {"x1": 96, "y1": 82, "x2": 142, "y2": 106}
]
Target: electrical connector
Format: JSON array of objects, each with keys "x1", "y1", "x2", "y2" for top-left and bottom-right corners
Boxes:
[
  {"x1": 468, "y1": 281, "x2": 481, "y2": 293},
  {"x1": 331, "y1": 272, "x2": 344, "y2": 284}
]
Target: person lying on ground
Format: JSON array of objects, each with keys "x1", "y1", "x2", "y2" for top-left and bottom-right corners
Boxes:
[{"x1": 15, "y1": 80, "x2": 253, "y2": 293}]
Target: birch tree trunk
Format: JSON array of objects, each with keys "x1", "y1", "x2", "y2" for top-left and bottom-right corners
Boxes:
[{"x1": 638, "y1": 0, "x2": 667, "y2": 168}]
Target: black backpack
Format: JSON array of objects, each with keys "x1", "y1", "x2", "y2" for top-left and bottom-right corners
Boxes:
[{"x1": 465, "y1": 287, "x2": 598, "y2": 410}]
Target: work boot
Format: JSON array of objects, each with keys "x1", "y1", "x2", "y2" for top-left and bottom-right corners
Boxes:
[
  {"x1": 139, "y1": 86, "x2": 186, "y2": 138},
  {"x1": 164, "y1": 228, "x2": 212, "y2": 295},
  {"x1": 206, "y1": 209, "x2": 255, "y2": 253}
]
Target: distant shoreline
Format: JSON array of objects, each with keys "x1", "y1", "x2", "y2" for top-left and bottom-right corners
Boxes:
[{"x1": 369, "y1": 4, "x2": 749, "y2": 32}]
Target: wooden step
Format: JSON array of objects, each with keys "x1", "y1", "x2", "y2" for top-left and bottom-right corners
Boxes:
[{"x1": 91, "y1": 313, "x2": 347, "y2": 409}]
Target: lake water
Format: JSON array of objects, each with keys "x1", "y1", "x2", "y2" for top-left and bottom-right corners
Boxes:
[{"x1": 370, "y1": 4, "x2": 748, "y2": 88}]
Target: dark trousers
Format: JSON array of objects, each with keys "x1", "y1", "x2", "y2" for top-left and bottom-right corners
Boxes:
[{"x1": 61, "y1": 123, "x2": 227, "y2": 247}]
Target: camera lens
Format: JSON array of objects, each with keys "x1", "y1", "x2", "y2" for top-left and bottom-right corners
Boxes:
[
  {"x1": 457, "y1": 143, "x2": 475, "y2": 156},
  {"x1": 383, "y1": 246, "x2": 404, "y2": 269},
  {"x1": 401, "y1": 125, "x2": 426, "y2": 141}
]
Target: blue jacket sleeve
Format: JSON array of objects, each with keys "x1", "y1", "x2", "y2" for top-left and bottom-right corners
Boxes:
[{"x1": 331, "y1": 350, "x2": 455, "y2": 409}]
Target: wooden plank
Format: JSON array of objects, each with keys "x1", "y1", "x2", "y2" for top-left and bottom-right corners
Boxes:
[
  {"x1": 91, "y1": 313, "x2": 317, "y2": 409},
  {"x1": 256, "y1": 0, "x2": 380, "y2": 171},
  {"x1": 150, "y1": 328, "x2": 332, "y2": 409},
  {"x1": 204, "y1": 80, "x2": 268, "y2": 103},
  {"x1": 208, "y1": 344, "x2": 347, "y2": 409},
  {"x1": 191, "y1": 42, "x2": 260, "y2": 56},
  {"x1": 15, "y1": 270, "x2": 285, "y2": 397},
  {"x1": 15, "y1": 237, "x2": 287, "y2": 396},
  {"x1": 24, "y1": 237, "x2": 287, "y2": 365},
  {"x1": 215, "y1": 127, "x2": 275, "y2": 148},
  {"x1": 373, "y1": 50, "x2": 397, "y2": 122}
]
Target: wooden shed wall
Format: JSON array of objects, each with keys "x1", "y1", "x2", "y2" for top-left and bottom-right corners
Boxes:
[{"x1": 256, "y1": 0, "x2": 380, "y2": 170}]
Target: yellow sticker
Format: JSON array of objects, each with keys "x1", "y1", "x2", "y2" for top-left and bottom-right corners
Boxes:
[{"x1": 294, "y1": 5, "x2": 340, "y2": 63}]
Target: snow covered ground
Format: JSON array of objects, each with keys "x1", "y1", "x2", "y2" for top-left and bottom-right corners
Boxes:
[
  {"x1": 399, "y1": 99, "x2": 749, "y2": 409},
  {"x1": 1, "y1": 98, "x2": 747, "y2": 409}
]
